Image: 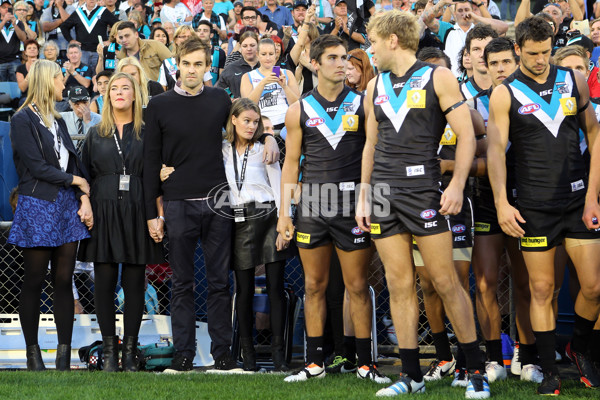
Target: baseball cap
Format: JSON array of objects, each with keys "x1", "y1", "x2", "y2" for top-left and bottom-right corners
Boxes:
[
  {"x1": 68, "y1": 86, "x2": 90, "y2": 103},
  {"x1": 233, "y1": 0, "x2": 243, "y2": 6},
  {"x1": 0, "y1": 0, "x2": 12, "y2": 7},
  {"x1": 335, "y1": 0, "x2": 347, "y2": 6},
  {"x1": 151, "y1": 17, "x2": 161, "y2": 24},
  {"x1": 293, "y1": 0, "x2": 308, "y2": 9},
  {"x1": 567, "y1": 34, "x2": 594, "y2": 55}
]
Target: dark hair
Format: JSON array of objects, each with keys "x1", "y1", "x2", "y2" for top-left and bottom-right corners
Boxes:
[
  {"x1": 234, "y1": 26, "x2": 259, "y2": 41},
  {"x1": 196, "y1": 19, "x2": 213, "y2": 33},
  {"x1": 225, "y1": 98, "x2": 264, "y2": 143},
  {"x1": 176, "y1": 37, "x2": 212, "y2": 66},
  {"x1": 151, "y1": 26, "x2": 170, "y2": 46},
  {"x1": 465, "y1": 23, "x2": 498, "y2": 53},
  {"x1": 118, "y1": 21, "x2": 137, "y2": 32},
  {"x1": 457, "y1": 44, "x2": 468, "y2": 75},
  {"x1": 484, "y1": 37, "x2": 518, "y2": 67},
  {"x1": 515, "y1": 16, "x2": 554, "y2": 48},
  {"x1": 417, "y1": 47, "x2": 451, "y2": 69},
  {"x1": 310, "y1": 34, "x2": 346, "y2": 63},
  {"x1": 96, "y1": 70, "x2": 113, "y2": 81},
  {"x1": 241, "y1": 6, "x2": 259, "y2": 17}
]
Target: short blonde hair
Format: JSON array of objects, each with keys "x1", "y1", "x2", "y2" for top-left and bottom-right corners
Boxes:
[{"x1": 367, "y1": 9, "x2": 420, "y2": 53}]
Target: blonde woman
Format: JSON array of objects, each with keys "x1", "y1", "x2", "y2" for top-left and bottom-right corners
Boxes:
[
  {"x1": 116, "y1": 57, "x2": 164, "y2": 105},
  {"x1": 96, "y1": 21, "x2": 124, "y2": 75},
  {"x1": 9, "y1": 59, "x2": 92, "y2": 371},
  {"x1": 78, "y1": 72, "x2": 164, "y2": 372}
]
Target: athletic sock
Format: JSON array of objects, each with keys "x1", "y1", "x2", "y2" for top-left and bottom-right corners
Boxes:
[
  {"x1": 589, "y1": 330, "x2": 600, "y2": 363},
  {"x1": 571, "y1": 314, "x2": 595, "y2": 354},
  {"x1": 306, "y1": 336, "x2": 324, "y2": 366},
  {"x1": 399, "y1": 348, "x2": 423, "y2": 382},
  {"x1": 460, "y1": 340, "x2": 484, "y2": 372},
  {"x1": 355, "y1": 337, "x2": 371, "y2": 367},
  {"x1": 534, "y1": 330, "x2": 558, "y2": 375},
  {"x1": 343, "y1": 335, "x2": 357, "y2": 363},
  {"x1": 432, "y1": 331, "x2": 453, "y2": 362},
  {"x1": 456, "y1": 343, "x2": 466, "y2": 369},
  {"x1": 486, "y1": 339, "x2": 503, "y2": 365},
  {"x1": 520, "y1": 343, "x2": 539, "y2": 366}
]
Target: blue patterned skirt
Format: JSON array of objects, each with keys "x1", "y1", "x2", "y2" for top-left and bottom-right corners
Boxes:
[{"x1": 8, "y1": 188, "x2": 90, "y2": 248}]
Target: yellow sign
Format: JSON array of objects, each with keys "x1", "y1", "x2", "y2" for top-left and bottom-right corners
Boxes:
[
  {"x1": 560, "y1": 97, "x2": 577, "y2": 116},
  {"x1": 342, "y1": 115, "x2": 359, "y2": 131},
  {"x1": 370, "y1": 223, "x2": 381, "y2": 235},
  {"x1": 407, "y1": 90, "x2": 426, "y2": 108},
  {"x1": 296, "y1": 232, "x2": 311, "y2": 244},
  {"x1": 520, "y1": 236, "x2": 548, "y2": 247},
  {"x1": 474, "y1": 222, "x2": 490, "y2": 232},
  {"x1": 440, "y1": 127, "x2": 456, "y2": 146}
]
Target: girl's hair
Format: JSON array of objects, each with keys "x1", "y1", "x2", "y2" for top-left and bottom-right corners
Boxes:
[
  {"x1": 98, "y1": 72, "x2": 144, "y2": 140},
  {"x1": 151, "y1": 26, "x2": 170, "y2": 47},
  {"x1": 116, "y1": 57, "x2": 149, "y2": 106},
  {"x1": 129, "y1": 10, "x2": 146, "y2": 27},
  {"x1": 18, "y1": 59, "x2": 62, "y2": 127},
  {"x1": 345, "y1": 48, "x2": 375, "y2": 92},
  {"x1": 225, "y1": 98, "x2": 264, "y2": 143},
  {"x1": 109, "y1": 21, "x2": 124, "y2": 43}
]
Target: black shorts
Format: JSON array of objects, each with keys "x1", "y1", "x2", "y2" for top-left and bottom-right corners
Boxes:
[
  {"x1": 518, "y1": 195, "x2": 600, "y2": 252},
  {"x1": 370, "y1": 186, "x2": 450, "y2": 239},
  {"x1": 473, "y1": 188, "x2": 517, "y2": 236},
  {"x1": 295, "y1": 183, "x2": 370, "y2": 251}
]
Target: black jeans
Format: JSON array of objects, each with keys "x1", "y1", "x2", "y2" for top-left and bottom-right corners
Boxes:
[{"x1": 165, "y1": 198, "x2": 233, "y2": 360}]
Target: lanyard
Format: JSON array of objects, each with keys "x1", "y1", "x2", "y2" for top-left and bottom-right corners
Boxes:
[
  {"x1": 31, "y1": 102, "x2": 62, "y2": 165},
  {"x1": 231, "y1": 143, "x2": 250, "y2": 192},
  {"x1": 113, "y1": 130, "x2": 127, "y2": 175}
]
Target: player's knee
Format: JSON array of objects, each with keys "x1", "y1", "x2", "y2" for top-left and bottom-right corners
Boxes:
[
  {"x1": 579, "y1": 281, "x2": 600, "y2": 303},
  {"x1": 475, "y1": 277, "x2": 497, "y2": 300},
  {"x1": 304, "y1": 276, "x2": 327, "y2": 298},
  {"x1": 529, "y1": 279, "x2": 554, "y2": 304},
  {"x1": 345, "y1": 281, "x2": 369, "y2": 301}
]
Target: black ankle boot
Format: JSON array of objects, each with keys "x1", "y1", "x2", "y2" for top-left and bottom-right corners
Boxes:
[
  {"x1": 26, "y1": 344, "x2": 46, "y2": 371},
  {"x1": 122, "y1": 336, "x2": 139, "y2": 372},
  {"x1": 240, "y1": 337, "x2": 257, "y2": 371},
  {"x1": 102, "y1": 336, "x2": 119, "y2": 372},
  {"x1": 271, "y1": 336, "x2": 290, "y2": 372},
  {"x1": 55, "y1": 344, "x2": 71, "y2": 371}
]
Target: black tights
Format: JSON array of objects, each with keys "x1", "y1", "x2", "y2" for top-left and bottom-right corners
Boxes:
[
  {"x1": 235, "y1": 261, "x2": 286, "y2": 339},
  {"x1": 20, "y1": 243, "x2": 78, "y2": 346},
  {"x1": 94, "y1": 263, "x2": 145, "y2": 337}
]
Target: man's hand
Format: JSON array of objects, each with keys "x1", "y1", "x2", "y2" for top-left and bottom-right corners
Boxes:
[
  {"x1": 262, "y1": 135, "x2": 280, "y2": 164},
  {"x1": 79, "y1": 102, "x2": 92, "y2": 123},
  {"x1": 147, "y1": 218, "x2": 164, "y2": 242},
  {"x1": 583, "y1": 198, "x2": 600, "y2": 230},
  {"x1": 439, "y1": 182, "x2": 463, "y2": 215},
  {"x1": 277, "y1": 215, "x2": 295, "y2": 242},
  {"x1": 275, "y1": 232, "x2": 290, "y2": 251},
  {"x1": 63, "y1": 60, "x2": 74, "y2": 74},
  {"x1": 355, "y1": 190, "x2": 372, "y2": 232},
  {"x1": 497, "y1": 202, "x2": 526, "y2": 238}
]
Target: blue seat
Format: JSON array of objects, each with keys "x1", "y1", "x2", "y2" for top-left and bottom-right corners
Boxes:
[{"x1": 0, "y1": 81, "x2": 21, "y2": 100}]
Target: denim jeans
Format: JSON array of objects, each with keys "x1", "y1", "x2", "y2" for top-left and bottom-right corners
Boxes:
[{"x1": 0, "y1": 60, "x2": 22, "y2": 82}]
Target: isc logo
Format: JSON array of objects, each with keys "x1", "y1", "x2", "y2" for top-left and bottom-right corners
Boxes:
[
  {"x1": 306, "y1": 117, "x2": 324, "y2": 127},
  {"x1": 424, "y1": 221, "x2": 438, "y2": 228},
  {"x1": 452, "y1": 224, "x2": 466, "y2": 234},
  {"x1": 518, "y1": 103, "x2": 540, "y2": 114},
  {"x1": 420, "y1": 209, "x2": 437, "y2": 220},
  {"x1": 375, "y1": 95, "x2": 389, "y2": 105},
  {"x1": 354, "y1": 237, "x2": 366, "y2": 244}
]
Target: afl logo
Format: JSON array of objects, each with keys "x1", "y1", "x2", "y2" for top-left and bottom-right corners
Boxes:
[
  {"x1": 351, "y1": 227, "x2": 364, "y2": 235},
  {"x1": 306, "y1": 117, "x2": 324, "y2": 127},
  {"x1": 518, "y1": 103, "x2": 540, "y2": 114},
  {"x1": 375, "y1": 95, "x2": 390, "y2": 105},
  {"x1": 452, "y1": 224, "x2": 466, "y2": 234},
  {"x1": 420, "y1": 209, "x2": 437, "y2": 220}
]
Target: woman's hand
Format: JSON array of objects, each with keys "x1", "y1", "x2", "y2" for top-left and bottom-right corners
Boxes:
[
  {"x1": 160, "y1": 164, "x2": 174, "y2": 182},
  {"x1": 78, "y1": 195, "x2": 94, "y2": 230},
  {"x1": 276, "y1": 232, "x2": 290, "y2": 251},
  {"x1": 72, "y1": 175, "x2": 90, "y2": 196}
]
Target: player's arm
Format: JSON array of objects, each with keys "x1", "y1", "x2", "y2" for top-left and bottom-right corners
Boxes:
[
  {"x1": 487, "y1": 84, "x2": 525, "y2": 237},
  {"x1": 440, "y1": 108, "x2": 487, "y2": 176},
  {"x1": 574, "y1": 70, "x2": 599, "y2": 150},
  {"x1": 277, "y1": 101, "x2": 303, "y2": 241},
  {"x1": 434, "y1": 67, "x2": 475, "y2": 215},
  {"x1": 356, "y1": 77, "x2": 378, "y2": 232}
]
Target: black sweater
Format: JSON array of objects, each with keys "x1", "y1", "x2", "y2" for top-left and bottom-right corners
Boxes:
[{"x1": 143, "y1": 87, "x2": 232, "y2": 219}]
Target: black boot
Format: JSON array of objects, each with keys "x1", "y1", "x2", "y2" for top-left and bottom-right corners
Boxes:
[
  {"x1": 26, "y1": 344, "x2": 46, "y2": 371},
  {"x1": 122, "y1": 336, "x2": 140, "y2": 372},
  {"x1": 241, "y1": 337, "x2": 257, "y2": 371},
  {"x1": 271, "y1": 336, "x2": 290, "y2": 372},
  {"x1": 55, "y1": 344, "x2": 71, "y2": 371},
  {"x1": 102, "y1": 336, "x2": 119, "y2": 372}
]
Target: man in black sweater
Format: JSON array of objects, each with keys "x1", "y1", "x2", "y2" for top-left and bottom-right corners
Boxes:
[{"x1": 144, "y1": 38, "x2": 279, "y2": 372}]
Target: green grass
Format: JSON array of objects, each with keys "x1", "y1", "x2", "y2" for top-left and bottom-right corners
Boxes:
[{"x1": 0, "y1": 371, "x2": 597, "y2": 400}]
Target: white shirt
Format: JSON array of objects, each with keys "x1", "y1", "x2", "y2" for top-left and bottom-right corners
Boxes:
[
  {"x1": 222, "y1": 141, "x2": 281, "y2": 214},
  {"x1": 443, "y1": 23, "x2": 474, "y2": 77},
  {"x1": 160, "y1": 3, "x2": 192, "y2": 26}
]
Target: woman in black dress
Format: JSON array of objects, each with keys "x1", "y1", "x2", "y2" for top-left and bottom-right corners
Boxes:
[{"x1": 78, "y1": 72, "x2": 164, "y2": 372}]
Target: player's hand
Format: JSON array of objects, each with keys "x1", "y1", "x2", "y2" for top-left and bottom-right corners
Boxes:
[
  {"x1": 582, "y1": 198, "x2": 600, "y2": 230},
  {"x1": 277, "y1": 216, "x2": 295, "y2": 242},
  {"x1": 262, "y1": 135, "x2": 280, "y2": 164},
  {"x1": 355, "y1": 187, "x2": 372, "y2": 232},
  {"x1": 439, "y1": 183, "x2": 462, "y2": 215},
  {"x1": 497, "y1": 202, "x2": 526, "y2": 238}
]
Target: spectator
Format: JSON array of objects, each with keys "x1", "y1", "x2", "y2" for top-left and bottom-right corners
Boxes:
[
  {"x1": 95, "y1": 20, "x2": 122, "y2": 74},
  {"x1": 0, "y1": 0, "x2": 30, "y2": 81},
  {"x1": 60, "y1": 0, "x2": 120, "y2": 72},
  {"x1": 60, "y1": 85, "x2": 102, "y2": 136},
  {"x1": 8, "y1": 59, "x2": 92, "y2": 371},
  {"x1": 162, "y1": 20, "x2": 175, "y2": 46},
  {"x1": 217, "y1": 29, "x2": 259, "y2": 98},
  {"x1": 314, "y1": 0, "x2": 333, "y2": 33},
  {"x1": 345, "y1": 48, "x2": 374, "y2": 93},
  {"x1": 20, "y1": 1, "x2": 40, "y2": 40},
  {"x1": 41, "y1": 0, "x2": 76, "y2": 59},
  {"x1": 286, "y1": 14, "x2": 319, "y2": 94},
  {"x1": 500, "y1": 0, "x2": 516, "y2": 20},
  {"x1": 16, "y1": 39, "x2": 40, "y2": 106},
  {"x1": 259, "y1": 0, "x2": 293, "y2": 28},
  {"x1": 158, "y1": 24, "x2": 194, "y2": 90},
  {"x1": 240, "y1": 37, "x2": 300, "y2": 129},
  {"x1": 104, "y1": 0, "x2": 122, "y2": 19},
  {"x1": 117, "y1": 56, "x2": 164, "y2": 103},
  {"x1": 90, "y1": 69, "x2": 112, "y2": 113},
  {"x1": 79, "y1": 71, "x2": 165, "y2": 372},
  {"x1": 150, "y1": 25, "x2": 170, "y2": 48},
  {"x1": 159, "y1": 0, "x2": 192, "y2": 27},
  {"x1": 590, "y1": 19, "x2": 600, "y2": 66},
  {"x1": 515, "y1": 0, "x2": 581, "y2": 49},
  {"x1": 129, "y1": 9, "x2": 151, "y2": 38},
  {"x1": 42, "y1": 40, "x2": 63, "y2": 65},
  {"x1": 229, "y1": 0, "x2": 243, "y2": 30},
  {"x1": 30, "y1": 0, "x2": 43, "y2": 20},
  {"x1": 564, "y1": 35, "x2": 600, "y2": 97},
  {"x1": 214, "y1": 0, "x2": 236, "y2": 21},
  {"x1": 195, "y1": 20, "x2": 226, "y2": 85},
  {"x1": 62, "y1": 43, "x2": 94, "y2": 103},
  {"x1": 192, "y1": 0, "x2": 227, "y2": 47},
  {"x1": 115, "y1": 21, "x2": 173, "y2": 82},
  {"x1": 325, "y1": 0, "x2": 366, "y2": 51}
]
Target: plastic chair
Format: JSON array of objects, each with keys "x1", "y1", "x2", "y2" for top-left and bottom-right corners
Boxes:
[{"x1": 0, "y1": 82, "x2": 22, "y2": 121}]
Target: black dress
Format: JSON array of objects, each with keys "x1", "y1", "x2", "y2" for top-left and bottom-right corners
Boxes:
[{"x1": 78, "y1": 123, "x2": 164, "y2": 264}]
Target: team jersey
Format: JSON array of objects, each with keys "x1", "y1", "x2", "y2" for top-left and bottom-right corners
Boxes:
[
  {"x1": 461, "y1": 77, "x2": 490, "y2": 125},
  {"x1": 504, "y1": 65, "x2": 587, "y2": 205},
  {"x1": 371, "y1": 61, "x2": 446, "y2": 188},
  {"x1": 299, "y1": 86, "x2": 365, "y2": 184},
  {"x1": 247, "y1": 69, "x2": 290, "y2": 126}
]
